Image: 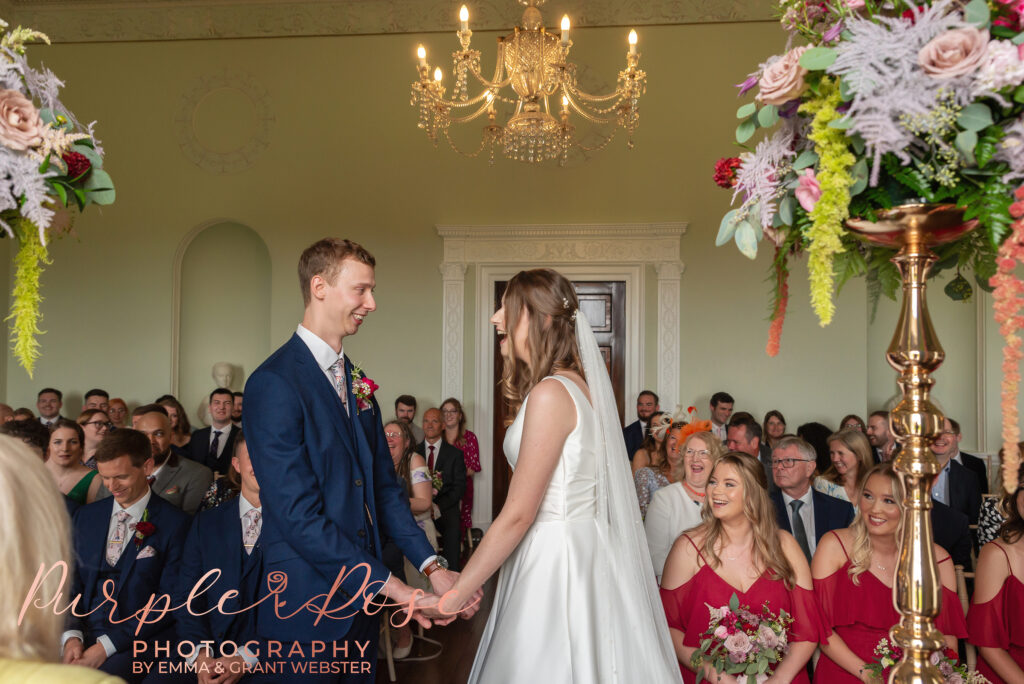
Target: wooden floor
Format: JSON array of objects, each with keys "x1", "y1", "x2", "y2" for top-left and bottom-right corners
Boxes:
[{"x1": 375, "y1": 579, "x2": 495, "y2": 684}]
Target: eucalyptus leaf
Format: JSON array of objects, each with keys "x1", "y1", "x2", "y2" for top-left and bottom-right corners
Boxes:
[
  {"x1": 735, "y1": 222, "x2": 759, "y2": 259},
  {"x1": 956, "y1": 130, "x2": 978, "y2": 166},
  {"x1": 758, "y1": 105, "x2": 779, "y2": 128},
  {"x1": 1015, "y1": 32, "x2": 1024, "y2": 45},
  {"x1": 964, "y1": 0, "x2": 990, "y2": 28},
  {"x1": 850, "y1": 135, "x2": 866, "y2": 155},
  {"x1": 716, "y1": 210, "x2": 741, "y2": 246},
  {"x1": 958, "y1": 103, "x2": 994, "y2": 132},
  {"x1": 52, "y1": 181, "x2": 67, "y2": 207},
  {"x1": 1015, "y1": 85, "x2": 1024, "y2": 104},
  {"x1": 827, "y1": 116, "x2": 853, "y2": 130},
  {"x1": 793, "y1": 149, "x2": 818, "y2": 170},
  {"x1": 84, "y1": 169, "x2": 116, "y2": 205},
  {"x1": 736, "y1": 117, "x2": 757, "y2": 144},
  {"x1": 72, "y1": 144, "x2": 104, "y2": 168},
  {"x1": 779, "y1": 194, "x2": 795, "y2": 225},
  {"x1": 736, "y1": 102, "x2": 756, "y2": 119},
  {"x1": 799, "y1": 46, "x2": 837, "y2": 70},
  {"x1": 850, "y1": 158, "x2": 869, "y2": 196},
  {"x1": 729, "y1": 593, "x2": 740, "y2": 612},
  {"x1": 839, "y1": 77, "x2": 854, "y2": 102}
]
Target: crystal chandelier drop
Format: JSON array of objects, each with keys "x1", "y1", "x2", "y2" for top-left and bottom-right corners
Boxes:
[{"x1": 410, "y1": 0, "x2": 647, "y2": 165}]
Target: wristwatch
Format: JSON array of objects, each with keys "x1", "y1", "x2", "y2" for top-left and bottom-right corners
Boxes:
[{"x1": 423, "y1": 556, "x2": 449, "y2": 577}]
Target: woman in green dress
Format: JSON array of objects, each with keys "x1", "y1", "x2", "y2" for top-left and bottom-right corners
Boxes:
[{"x1": 44, "y1": 419, "x2": 100, "y2": 505}]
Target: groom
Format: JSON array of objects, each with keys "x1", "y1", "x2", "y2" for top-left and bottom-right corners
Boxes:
[{"x1": 244, "y1": 238, "x2": 475, "y2": 682}]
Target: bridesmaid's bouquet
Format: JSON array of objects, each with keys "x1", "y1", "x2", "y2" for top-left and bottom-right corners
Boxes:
[
  {"x1": 691, "y1": 593, "x2": 794, "y2": 684},
  {"x1": 865, "y1": 638, "x2": 989, "y2": 684}
]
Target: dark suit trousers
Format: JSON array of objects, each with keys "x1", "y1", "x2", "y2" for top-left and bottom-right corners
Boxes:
[{"x1": 436, "y1": 507, "x2": 461, "y2": 571}]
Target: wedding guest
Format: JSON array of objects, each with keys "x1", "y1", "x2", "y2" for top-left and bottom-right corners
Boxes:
[
  {"x1": 83, "y1": 390, "x2": 109, "y2": 413},
  {"x1": 631, "y1": 410, "x2": 670, "y2": 473},
  {"x1": 727, "y1": 412, "x2": 773, "y2": 493},
  {"x1": 62, "y1": 430, "x2": 190, "y2": 682},
  {"x1": 814, "y1": 428, "x2": 874, "y2": 505},
  {"x1": 46, "y1": 420, "x2": 101, "y2": 505},
  {"x1": 635, "y1": 420, "x2": 684, "y2": 519},
  {"x1": 156, "y1": 395, "x2": 192, "y2": 452},
  {"x1": 386, "y1": 419, "x2": 436, "y2": 659},
  {"x1": 931, "y1": 418, "x2": 983, "y2": 524},
  {"x1": 708, "y1": 391, "x2": 733, "y2": 442},
  {"x1": 78, "y1": 409, "x2": 111, "y2": 468},
  {"x1": 763, "y1": 409, "x2": 787, "y2": 449},
  {"x1": 660, "y1": 452, "x2": 825, "y2": 683},
  {"x1": 231, "y1": 391, "x2": 243, "y2": 426},
  {"x1": 932, "y1": 500, "x2": 973, "y2": 571},
  {"x1": 797, "y1": 421, "x2": 834, "y2": 475},
  {"x1": 0, "y1": 434, "x2": 124, "y2": 684},
  {"x1": 624, "y1": 390, "x2": 660, "y2": 460},
  {"x1": 645, "y1": 429, "x2": 723, "y2": 581},
  {"x1": 968, "y1": 463, "x2": 1024, "y2": 683},
  {"x1": 416, "y1": 407, "x2": 466, "y2": 571},
  {"x1": 131, "y1": 405, "x2": 213, "y2": 515},
  {"x1": 840, "y1": 414, "x2": 866, "y2": 433},
  {"x1": 13, "y1": 407, "x2": 34, "y2": 421},
  {"x1": 941, "y1": 417, "x2": 990, "y2": 495},
  {"x1": 812, "y1": 462, "x2": 967, "y2": 683},
  {"x1": 978, "y1": 443, "x2": 1024, "y2": 546},
  {"x1": 441, "y1": 397, "x2": 481, "y2": 539},
  {"x1": 198, "y1": 466, "x2": 241, "y2": 512},
  {"x1": 158, "y1": 432, "x2": 263, "y2": 683},
  {"x1": 770, "y1": 437, "x2": 855, "y2": 564},
  {"x1": 395, "y1": 394, "x2": 425, "y2": 443},
  {"x1": 866, "y1": 410, "x2": 896, "y2": 463},
  {"x1": 0, "y1": 418, "x2": 52, "y2": 458},
  {"x1": 37, "y1": 388, "x2": 63, "y2": 429},
  {"x1": 107, "y1": 399, "x2": 129, "y2": 430},
  {"x1": 188, "y1": 388, "x2": 239, "y2": 474},
  {"x1": 0, "y1": 403, "x2": 13, "y2": 423}
]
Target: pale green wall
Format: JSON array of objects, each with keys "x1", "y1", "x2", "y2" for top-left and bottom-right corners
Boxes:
[{"x1": 0, "y1": 21, "x2": 1017, "y2": 463}]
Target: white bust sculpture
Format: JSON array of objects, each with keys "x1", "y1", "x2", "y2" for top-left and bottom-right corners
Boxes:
[{"x1": 212, "y1": 361, "x2": 235, "y2": 390}]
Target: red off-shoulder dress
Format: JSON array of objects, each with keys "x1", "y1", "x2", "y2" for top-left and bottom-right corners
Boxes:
[{"x1": 966, "y1": 542, "x2": 1024, "y2": 684}]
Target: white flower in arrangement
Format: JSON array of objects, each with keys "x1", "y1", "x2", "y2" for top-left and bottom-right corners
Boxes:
[{"x1": 972, "y1": 40, "x2": 1024, "y2": 96}]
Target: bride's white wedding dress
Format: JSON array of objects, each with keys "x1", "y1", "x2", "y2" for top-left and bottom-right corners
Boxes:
[{"x1": 468, "y1": 373, "x2": 682, "y2": 683}]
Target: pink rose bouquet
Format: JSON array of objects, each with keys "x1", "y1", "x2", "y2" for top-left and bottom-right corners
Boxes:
[
  {"x1": 690, "y1": 593, "x2": 794, "y2": 684},
  {"x1": 866, "y1": 638, "x2": 989, "y2": 683}
]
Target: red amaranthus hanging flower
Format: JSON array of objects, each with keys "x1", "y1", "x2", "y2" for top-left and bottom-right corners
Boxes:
[{"x1": 713, "y1": 157, "x2": 742, "y2": 188}]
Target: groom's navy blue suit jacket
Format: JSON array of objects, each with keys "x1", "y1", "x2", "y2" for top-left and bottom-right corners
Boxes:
[{"x1": 243, "y1": 333, "x2": 434, "y2": 643}]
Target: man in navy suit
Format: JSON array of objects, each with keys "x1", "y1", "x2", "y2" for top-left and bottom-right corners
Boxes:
[
  {"x1": 62, "y1": 429, "x2": 190, "y2": 683},
  {"x1": 622, "y1": 390, "x2": 659, "y2": 460},
  {"x1": 244, "y1": 238, "x2": 480, "y2": 682},
  {"x1": 151, "y1": 431, "x2": 266, "y2": 683},
  {"x1": 188, "y1": 389, "x2": 240, "y2": 475},
  {"x1": 943, "y1": 418, "x2": 990, "y2": 495},
  {"x1": 931, "y1": 419, "x2": 983, "y2": 525},
  {"x1": 769, "y1": 436, "x2": 855, "y2": 563}
]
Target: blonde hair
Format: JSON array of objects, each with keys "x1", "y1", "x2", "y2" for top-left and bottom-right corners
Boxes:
[
  {"x1": 848, "y1": 462, "x2": 905, "y2": 585},
  {"x1": 821, "y1": 428, "x2": 875, "y2": 488},
  {"x1": 501, "y1": 269, "x2": 584, "y2": 417},
  {"x1": 697, "y1": 452, "x2": 796, "y2": 588},
  {"x1": 673, "y1": 431, "x2": 724, "y2": 483},
  {"x1": 0, "y1": 435, "x2": 71, "y2": 660}
]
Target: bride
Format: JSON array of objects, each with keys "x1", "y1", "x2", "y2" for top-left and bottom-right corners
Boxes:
[{"x1": 442, "y1": 268, "x2": 681, "y2": 683}]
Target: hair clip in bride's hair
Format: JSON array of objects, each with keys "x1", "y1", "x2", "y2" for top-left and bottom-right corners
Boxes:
[
  {"x1": 570, "y1": 309, "x2": 578, "y2": 322},
  {"x1": 562, "y1": 297, "x2": 570, "y2": 309}
]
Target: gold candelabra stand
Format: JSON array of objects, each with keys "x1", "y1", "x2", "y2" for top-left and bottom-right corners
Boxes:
[
  {"x1": 847, "y1": 204, "x2": 979, "y2": 684},
  {"x1": 409, "y1": 0, "x2": 646, "y2": 165}
]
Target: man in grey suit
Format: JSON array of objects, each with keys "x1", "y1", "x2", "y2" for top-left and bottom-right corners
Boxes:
[{"x1": 98, "y1": 404, "x2": 213, "y2": 515}]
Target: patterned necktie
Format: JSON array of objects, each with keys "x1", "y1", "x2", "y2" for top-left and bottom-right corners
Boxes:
[
  {"x1": 789, "y1": 500, "x2": 812, "y2": 563},
  {"x1": 209, "y1": 430, "x2": 222, "y2": 461},
  {"x1": 330, "y1": 359, "x2": 348, "y2": 410},
  {"x1": 106, "y1": 510, "x2": 131, "y2": 566},
  {"x1": 242, "y1": 509, "x2": 261, "y2": 555},
  {"x1": 428, "y1": 444, "x2": 436, "y2": 471}
]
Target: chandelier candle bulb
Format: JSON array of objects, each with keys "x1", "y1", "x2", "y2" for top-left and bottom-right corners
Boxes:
[
  {"x1": 560, "y1": 15, "x2": 570, "y2": 47},
  {"x1": 460, "y1": 6, "x2": 469, "y2": 32},
  {"x1": 628, "y1": 29, "x2": 638, "y2": 55},
  {"x1": 434, "y1": 67, "x2": 443, "y2": 82},
  {"x1": 417, "y1": 45, "x2": 427, "y2": 68}
]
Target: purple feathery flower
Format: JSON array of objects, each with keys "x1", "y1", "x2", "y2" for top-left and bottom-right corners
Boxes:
[
  {"x1": 823, "y1": 21, "x2": 844, "y2": 43},
  {"x1": 736, "y1": 75, "x2": 758, "y2": 96}
]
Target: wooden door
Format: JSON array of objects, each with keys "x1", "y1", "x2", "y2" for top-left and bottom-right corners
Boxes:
[{"x1": 491, "y1": 280, "x2": 626, "y2": 518}]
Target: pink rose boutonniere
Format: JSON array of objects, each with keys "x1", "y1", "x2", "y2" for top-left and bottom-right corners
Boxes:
[{"x1": 350, "y1": 365, "x2": 379, "y2": 413}]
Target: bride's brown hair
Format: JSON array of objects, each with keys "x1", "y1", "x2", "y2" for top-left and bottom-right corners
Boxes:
[{"x1": 501, "y1": 269, "x2": 584, "y2": 418}]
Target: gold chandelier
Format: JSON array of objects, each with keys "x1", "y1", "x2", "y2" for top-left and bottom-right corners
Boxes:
[{"x1": 410, "y1": 0, "x2": 647, "y2": 165}]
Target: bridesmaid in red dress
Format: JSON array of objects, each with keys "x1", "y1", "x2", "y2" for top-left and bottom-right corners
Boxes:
[
  {"x1": 660, "y1": 452, "x2": 827, "y2": 684},
  {"x1": 968, "y1": 471, "x2": 1024, "y2": 684},
  {"x1": 812, "y1": 462, "x2": 967, "y2": 683}
]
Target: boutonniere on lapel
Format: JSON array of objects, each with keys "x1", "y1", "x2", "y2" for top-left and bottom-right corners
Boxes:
[
  {"x1": 350, "y1": 365, "x2": 379, "y2": 414},
  {"x1": 430, "y1": 470, "x2": 444, "y2": 497},
  {"x1": 133, "y1": 509, "x2": 156, "y2": 549}
]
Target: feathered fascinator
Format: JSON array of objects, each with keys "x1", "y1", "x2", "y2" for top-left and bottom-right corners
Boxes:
[{"x1": 674, "y1": 406, "x2": 713, "y2": 441}]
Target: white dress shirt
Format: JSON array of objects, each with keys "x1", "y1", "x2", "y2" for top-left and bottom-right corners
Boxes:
[
  {"x1": 208, "y1": 424, "x2": 233, "y2": 461},
  {"x1": 644, "y1": 483, "x2": 703, "y2": 581},
  {"x1": 62, "y1": 490, "x2": 153, "y2": 657},
  {"x1": 932, "y1": 459, "x2": 952, "y2": 506},
  {"x1": 781, "y1": 487, "x2": 817, "y2": 556}
]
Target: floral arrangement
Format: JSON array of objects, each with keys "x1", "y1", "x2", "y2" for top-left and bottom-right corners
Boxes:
[
  {"x1": 133, "y1": 509, "x2": 155, "y2": 548},
  {"x1": 690, "y1": 592, "x2": 794, "y2": 684},
  {"x1": 350, "y1": 365, "x2": 379, "y2": 413},
  {"x1": 0, "y1": 20, "x2": 114, "y2": 377},
  {"x1": 865, "y1": 638, "x2": 989, "y2": 683},
  {"x1": 715, "y1": 0, "x2": 1024, "y2": 493}
]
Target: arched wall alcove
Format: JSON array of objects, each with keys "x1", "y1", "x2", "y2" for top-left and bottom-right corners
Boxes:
[{"x1": 173, "y1": 220, "x2": 271, "y2": 426}]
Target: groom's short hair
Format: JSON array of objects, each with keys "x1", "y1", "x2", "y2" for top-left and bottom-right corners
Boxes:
[{"x1": 298, "y1": 238, "x2": 376, "y2": 306}]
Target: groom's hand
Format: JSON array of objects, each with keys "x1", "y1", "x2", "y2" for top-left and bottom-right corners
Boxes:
[{"x1": 429, "y1": 570, "x2": 483, "y2": 620}]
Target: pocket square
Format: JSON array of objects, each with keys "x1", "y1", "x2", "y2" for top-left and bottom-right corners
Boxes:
[
  {"x1": 137, "y1": 546, "x2": 157, "y2": 559},
  {"x1": 163, "y1": 485, "x2": 180, "y2": 495}
]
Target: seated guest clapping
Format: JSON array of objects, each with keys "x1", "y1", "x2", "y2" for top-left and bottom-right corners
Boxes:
[
  {"x1": 812, "y1": 463, "x2": 967, "y2": 683},
  {"x1": 62, "y1": 430, "x2": 190, "y2": 683},
  {"x1": 645, "y1": 429, "x2": 722, "y2": 581},
  {"x1": 151, "y1": 432, "x2": 264, "y2": 683},
  {"x1": 0, "y1": 434, "x2": 124, "y2": 684},
  {"x1": 968, "y1": 463, "x2": 1024, "y2": 684},
  {"x1": 130, "y1": 405, "x2": 212, "y2": 515},
  {"x1": 46, "y1": 419, "x2": 102, "y2": 505},
  {"x1": 659, "y1": 452, "x2": 826, "y2": 683},
  {"x1": 770, "y1": 436, "x2": 855, "y2": 564}
]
